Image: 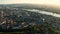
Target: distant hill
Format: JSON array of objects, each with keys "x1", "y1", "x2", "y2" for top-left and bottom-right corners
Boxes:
[{"x1": 0, "y1": 4, "x2": 60, "y2": 14}]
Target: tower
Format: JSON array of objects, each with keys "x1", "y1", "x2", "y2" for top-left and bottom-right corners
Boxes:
[{"x1": 1, "y1": 11, "x2": 4, "y2": 18}]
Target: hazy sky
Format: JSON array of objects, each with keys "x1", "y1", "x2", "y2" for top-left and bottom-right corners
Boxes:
[{"x1": 0, "y1": 0, "x2": 60, "y2": 6}]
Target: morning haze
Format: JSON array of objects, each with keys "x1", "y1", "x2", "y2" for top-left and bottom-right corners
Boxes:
[{"x1": 0, "y1": 0, "x2": 60, "y2": 34}]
